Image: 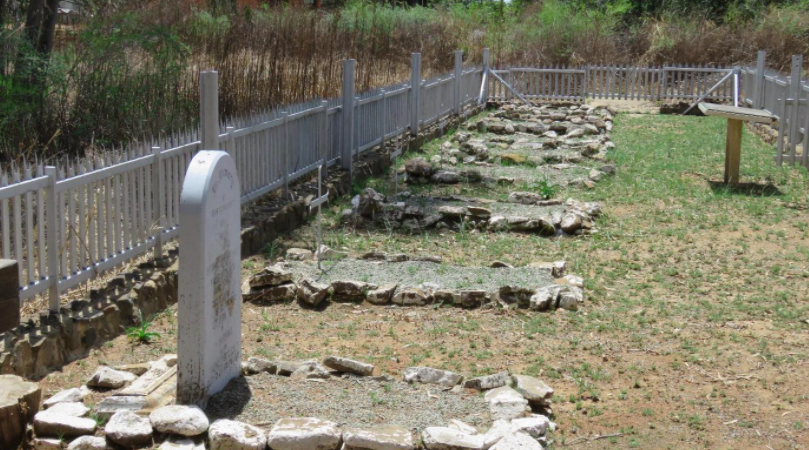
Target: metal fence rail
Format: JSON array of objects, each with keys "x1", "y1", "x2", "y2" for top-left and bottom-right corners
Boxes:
[{"x1": 0, "y1": 50, "x2": 485, "y2": 311}]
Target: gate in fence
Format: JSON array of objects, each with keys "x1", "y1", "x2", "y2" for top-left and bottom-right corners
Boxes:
[{"x1": 489, "y1": 65, "x2": 738, "y2": 104}]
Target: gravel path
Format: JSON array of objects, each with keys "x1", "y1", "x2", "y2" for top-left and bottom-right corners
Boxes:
[
  {"x1": 205, "y1": 374, "x2": 492, "y2": 433},
  {"x1": 284, "y1": 260, "x2": 555, "y2": 293}
]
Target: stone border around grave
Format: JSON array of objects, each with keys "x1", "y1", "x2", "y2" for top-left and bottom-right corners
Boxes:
[
  {"x1": 0, "y1": 104, "x2": 484, "y2": 380},
  {"x1": 243, "y1": 256, "x2": 585, "y2": 312},
  {"x1": 342, "y1": 189, "x2": 603, "y2": 236},
  {"x1": 404, "y1": 103, "x2": 616, "y2": 190},
  {"x1": 30, "y1": 353, "x2": 557, "y2": 450}
]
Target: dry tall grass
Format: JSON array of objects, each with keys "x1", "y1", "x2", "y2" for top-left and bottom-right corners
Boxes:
[{"x1": 1, "y1": 0, "x2": 808, "y2": 162}]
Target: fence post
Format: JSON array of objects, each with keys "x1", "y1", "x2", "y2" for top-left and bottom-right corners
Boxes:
[
  {"x1": 341, "y1": 60, "x2": 356, "y2": 178},
  {"x1": 753, "y1": 50, "x2": 766, "y2": 109},
  {"x1": 787, "y1": 55, "x2": 803, "y2": 163},
  {"x1": 282, "y1": 112, "x2": 290, "y2": 197},
  {"x1": 45, "y1": 166, "x2": 59, "y2": 313},
  {"x1": 454, "y1": 50, "x2": 463, "y2": 115},
  {"x1": 380, "y1": 89, "x2": 387, "y2": 150},
  {"x1": 151, "y1": 146, "x2": 164, "y2": 260},
  {"x1": 583, "y1": 66, "x2": 589, "y2": 101},
  {"x1": 320, "y1": 100, "x2": 329, "y2": 164},
  {"x1": 733, "y1": 67, "x2": 740, "y2": 107},
  {"x1": 410, "y1": 53, "x2": 421, "y2": 137},
  {"x1": 0, "y1": 259, "x2": 20, "y2": 332},
  {"x1": 200, "y1": 71, "x2": 219, "y2": 150},
  {"x1": 481, "y1": 48, "x2": 490, "y2": 105}
]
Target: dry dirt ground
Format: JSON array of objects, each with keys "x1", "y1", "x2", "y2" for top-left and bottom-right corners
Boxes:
[{"x1": 38, "y1": 106, "x2": 809, "y2": 449}]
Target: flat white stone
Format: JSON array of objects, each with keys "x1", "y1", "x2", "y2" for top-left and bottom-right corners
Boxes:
[
  {"x1": 511, "y1": 375, "x2": 553, "y2": 406},
  {"x1": 34, "y1": 403, "x2": 96, "y2": 437},
  {"x1": 267, "y1": 417, "x2": 342, "y2": 450},
  {"x1": 447, "y1": 420, "x2": 478, "y2": 435},
  {"x1": 158, "y1": 437, "x2": 205, "y2": 450},
  {"x1": 149, "y1": 405, "x2": 209, "y2": 437},
  {"x1": 86, "y1": 366, "x2": 137, "y2": 389},
  {"x1": 488, "y1": 432, "x2": 543, "y2": 450},
  {"x1": 45, "y1": 401, "x2": 89, "y2": 417},
  {"x1": 484, "y1": 387, "x2": 529, "y2": 420},
  {"x1": 483, "y1": 415, "x2": 549, "y2": 448},
  {"x1": 209, "y1": 419, "x2": 267, "y2": 450},
  {"x1": 462, "y1": 372, "x2": 509, "y2": 391},
  {"x1": 343, "y1": 425, "x2": 415, "y2": 450},
  {"x1": 290, "y1": 362, "x2": 330, "y2": 380},
  {"x1": 43, "y1": 388, "x2": 87, "y2": 408},
  {"x1": 178, "y1": 151, "x2": 242, "y2": 408},
  {"x1": 243, "y1": 357, "x2": 277, "y2": 375},
  {"x1": 105, "y1": 410, "x2": 153, "y2": 448},
  {"x1": 32, "y1": 438, "x2": 63, "y2": 450},
  {"x1": 403, "y1": 367, "x2": 463, "y2": 388},
  {"x1": 66, "y1": 436, "x2": 108, "y2": 450},
  {"x1": 421, "y1": 427, "x2": 487, "y2": 450},
  {"x1": 322, "y1": 356, "x2": 374, "y2": 376},
  {"x1": 509, "y1": 415, "x2": 550, "y2": 438},
  {"x1": 482, "y1": 420, "x2": 511, "y2": 448},
  {"x1": 250, "y1": 266, "x2": 293, "y2": 288}
]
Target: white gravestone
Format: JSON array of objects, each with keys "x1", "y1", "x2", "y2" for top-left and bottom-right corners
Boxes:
[{"x1": 177, "y1": 151, "x2": 242, "y2": 408}]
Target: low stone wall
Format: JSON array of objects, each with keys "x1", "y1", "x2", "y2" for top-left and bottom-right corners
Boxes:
[
  {"x1": 0, "y1": 104, "x2": 485, "y2": 380},
  {"x1": 0, "y1": 255, "x2": 178, "y2": 380},
  {"x1": 242, "y1": 254, "x2": 585, "y2": 312}
]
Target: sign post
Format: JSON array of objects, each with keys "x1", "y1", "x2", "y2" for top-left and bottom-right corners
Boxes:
[{"x1": 309, "y1": 163, "x2": 330, "y2": 270}]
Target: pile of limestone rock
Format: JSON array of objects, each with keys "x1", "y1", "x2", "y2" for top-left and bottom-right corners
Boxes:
[
  {"x1": 31, "y1": 353, "x2": 556, "y2": 450},
  {"x1": 407, "y1": 102, "x2": 614, "y2": 176},
  {"x1": 341, "y1": 187, "x2": 602, "y2": 236},
  {"x1": 243, "y1": 258, "x2": 585, "y2": 312}
]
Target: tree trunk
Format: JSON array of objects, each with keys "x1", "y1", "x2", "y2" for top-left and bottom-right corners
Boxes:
[
  {"x1": 0, "y1": 375, "x2": 42, "y2": 450},
  {"x1": 24, "y1": 0, "x2": 46, "y2": 50},
  {"x1": 37, "y1": 0, "x2": 61, "y2": 56},
  {"x1": 0, "y1": 0, "x2": 7, "y2": 76},
  {"x1": 15, "y1": 0, "x2": 46, "y2": 80}
]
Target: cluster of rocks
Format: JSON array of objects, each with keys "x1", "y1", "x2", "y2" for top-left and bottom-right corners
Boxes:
[
  {"x1": 405, "y1": 157, "x2": 613, "y2": 190},
  {"x1": 342, "y1": 188, "x2": 602, "y2": 236},
  {"x1": 399, "y1": 103, "x2": 616, "y2": 190},
  {"x1": 30, "y1": 350, "x2": 555, "y2": 450},
  {"x1": 242, "y1": 354, "x2": 374, "y2": 380},
  {"x1": 242, "y1": 260, "x2": 585, "y2": 312}
]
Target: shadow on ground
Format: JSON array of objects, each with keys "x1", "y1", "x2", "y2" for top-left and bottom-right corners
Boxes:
[
  {"x1": 708, "y1": 180, "x2": 782, "y2": 196},
  {"x1": 204, "y1": 376, "x2": 253, "y2": 421}
]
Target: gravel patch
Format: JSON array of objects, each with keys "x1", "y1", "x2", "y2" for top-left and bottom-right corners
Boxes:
[
  {"x1": 283, "y1": 260, "x2": 555, "y2": 293},
  {"x1": 205, "y1": 374, "x2": 492, "y2": 433}
]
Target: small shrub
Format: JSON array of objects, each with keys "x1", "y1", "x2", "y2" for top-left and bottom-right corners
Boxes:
[{"x1": 126, "y1": 311, "x2": 161, "y2": 344}]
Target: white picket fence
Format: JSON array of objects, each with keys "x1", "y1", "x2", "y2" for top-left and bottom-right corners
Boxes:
[
  {"x1": 740, "y1": 52, "x2": 809, "y2": 167},
  {"x1": 0, "y1": 50, "x2": 483, "y2": 312},
  {"x1": 2, "y1": 48, "x2": 806, "y2": 311},
  {"x1": 489, "y1": 64, "x2": 737, "y2": 103}
]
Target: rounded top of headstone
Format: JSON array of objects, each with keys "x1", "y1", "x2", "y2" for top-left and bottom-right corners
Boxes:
[{"x1": 180, "y1": 151, "x2": 239, "y2": 212}]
